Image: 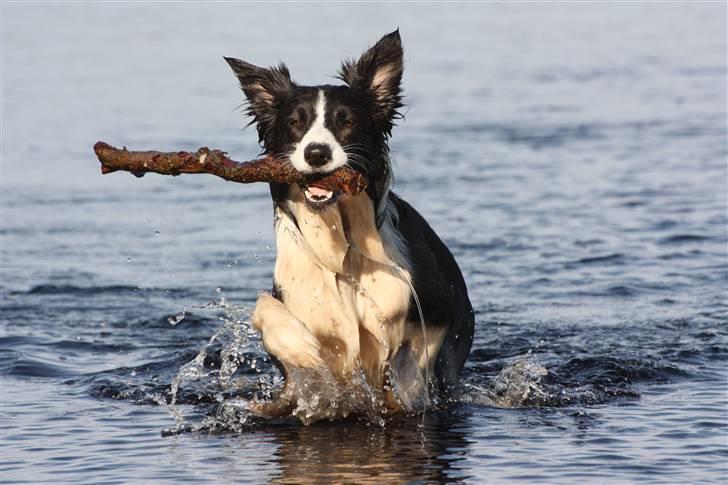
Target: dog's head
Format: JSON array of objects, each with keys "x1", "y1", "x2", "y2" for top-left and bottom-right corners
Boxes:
[{"x1": 225, "y1": 30, "x2": 403, "y2": 211}]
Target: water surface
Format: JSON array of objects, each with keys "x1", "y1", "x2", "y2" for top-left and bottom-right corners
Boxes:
[{"x1": 2, "y1": 3, "x2": 727, "y2": 483}]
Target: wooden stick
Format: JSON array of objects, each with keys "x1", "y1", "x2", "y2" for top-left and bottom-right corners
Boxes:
[{"x1": 93, "y1": 142, "x2": 367, "y2": 195}]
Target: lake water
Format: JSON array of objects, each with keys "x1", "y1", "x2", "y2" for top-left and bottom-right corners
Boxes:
[{"x1": 2, "y1": 3, "x2": 727, "y2": 483}]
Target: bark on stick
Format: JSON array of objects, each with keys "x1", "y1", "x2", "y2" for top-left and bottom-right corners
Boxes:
[{"x1": 92, "y1": 142, "x2": 367, "y2": 195}]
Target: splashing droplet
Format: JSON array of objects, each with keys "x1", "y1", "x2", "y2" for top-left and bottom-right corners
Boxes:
[{"x1": 162, "y1": 298, "x2": 256, "y2": 433}]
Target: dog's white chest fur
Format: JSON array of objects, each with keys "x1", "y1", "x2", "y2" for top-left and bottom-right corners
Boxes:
[{"x1": 273, "y1": 186, "x2": 412, "y2": 382}]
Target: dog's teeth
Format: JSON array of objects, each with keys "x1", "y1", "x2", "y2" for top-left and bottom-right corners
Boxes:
[{"x1": 304, "y1": 187, "x2": 334, "y2": 203}]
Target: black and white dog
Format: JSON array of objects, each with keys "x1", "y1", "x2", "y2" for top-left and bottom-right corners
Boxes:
[{"x1": 225, "y1": 30, "x2": 473, "y2": 417}]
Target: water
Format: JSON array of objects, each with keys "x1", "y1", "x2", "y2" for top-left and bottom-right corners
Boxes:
[{"x1": 2, "y1": 3, "x2": 727, "y2": 483}]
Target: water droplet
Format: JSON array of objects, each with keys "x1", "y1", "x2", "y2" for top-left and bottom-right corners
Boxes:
[
  {"x1": 154, "y1": 230, "x2": 160, "y2": 236},
  {"x1": 127, "y1": 257, "x2": 132, "y2": 263},
  {"x1": 216, "y1": 287, "x2": 223, "y2": 293}
]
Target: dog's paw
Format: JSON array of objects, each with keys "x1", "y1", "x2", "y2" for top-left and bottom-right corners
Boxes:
[{"x1": 253, "y1": 293, "x2": 324, "y2": 369}]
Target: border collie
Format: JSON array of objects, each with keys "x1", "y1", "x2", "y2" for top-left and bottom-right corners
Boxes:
[{"x1": 225, "y1": 30, "x2": 474, "y2": 419}]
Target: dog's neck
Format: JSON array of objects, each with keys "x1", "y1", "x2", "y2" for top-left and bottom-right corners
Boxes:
[{"x1": 279, "y1": 185, "x2": 407, "y2": 274}]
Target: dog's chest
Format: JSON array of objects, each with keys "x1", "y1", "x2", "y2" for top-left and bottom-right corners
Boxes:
[{"x1": 272, "y1": 189, "x2": 411, "y2": 373}]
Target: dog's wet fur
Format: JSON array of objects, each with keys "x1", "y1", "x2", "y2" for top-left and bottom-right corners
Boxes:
[{"x1": 226, "y1": 30, "x2": 474, "y2": 417}]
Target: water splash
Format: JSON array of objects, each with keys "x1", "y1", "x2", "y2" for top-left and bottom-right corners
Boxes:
[
  {"x1": 463, "y1": 359, "x2": 550, "y2": 408},
  {"x1": 286, "y1": 366, "x2": 388, "y2": 426},
  {"x1": 461, "y1": 356, "x2": 646, "y2": 409},
  {"x1": 157, "y1": 293, "x2": 393, "y2": 433},
  {"x1": 487, "y1": 359, "x2": 550, "y2": 407},
  {"x1": 158, "y1": 296, "x2": 257, "y2": 434}
]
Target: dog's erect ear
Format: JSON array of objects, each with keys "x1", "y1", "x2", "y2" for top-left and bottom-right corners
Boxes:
[
  {"x1": 339, "y1": 30, "x2": 404, "y2": 129},
  {"x1": 224, "y1": 57, "x2": 293, "y2": 145}
]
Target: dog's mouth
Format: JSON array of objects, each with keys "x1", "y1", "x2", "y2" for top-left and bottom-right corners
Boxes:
[{"x1": 302, "y1": 184, "x2": 339, "y2": 209}]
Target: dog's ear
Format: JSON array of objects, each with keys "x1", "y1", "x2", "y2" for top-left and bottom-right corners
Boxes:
[
  {"x1": 339, "y1": 30, "x2": 403, "y2": 129},
  {"x1": 224, "y1": 57, "x2": 293, "y2": 145}
]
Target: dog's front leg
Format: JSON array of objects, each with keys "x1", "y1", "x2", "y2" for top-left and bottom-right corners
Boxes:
[
  {"x1": 252, "y1": 292, "x2": 323, "y2": 370},
  {"x1": 249, "y1": 293, "x2": 324, "y2": 417}
]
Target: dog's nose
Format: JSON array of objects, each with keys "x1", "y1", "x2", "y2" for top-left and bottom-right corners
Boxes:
[{"x1": 304, "y1": 143, "x2": 332, "y2": 167}]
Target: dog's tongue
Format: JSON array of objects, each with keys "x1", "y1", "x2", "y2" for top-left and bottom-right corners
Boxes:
[{"x1": 307, "y1": 186, "x2": 332, "y2": 197}]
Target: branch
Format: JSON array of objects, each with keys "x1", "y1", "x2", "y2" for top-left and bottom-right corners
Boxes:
[{"x1": 92, "y1": 142, "x2": 367, "y2": 195}]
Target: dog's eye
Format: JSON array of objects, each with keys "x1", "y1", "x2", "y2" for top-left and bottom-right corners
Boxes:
[
  {"x1": 289, "y1": 119, "x2": 301, "y2": 129},
  {"x1": 342, "y1": 119, "x2": 355, "y2": 129}
]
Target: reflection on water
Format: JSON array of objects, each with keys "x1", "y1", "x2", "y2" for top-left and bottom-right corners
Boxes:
[{"x1": 266, "y1": 412, "x2": 471, "y2": 484}]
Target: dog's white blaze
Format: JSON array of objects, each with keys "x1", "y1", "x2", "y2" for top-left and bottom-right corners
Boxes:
[{"x1": 289, "y1": 90, "x2": 348, "y2": 173}]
